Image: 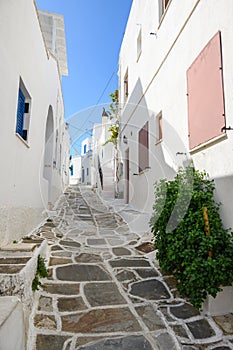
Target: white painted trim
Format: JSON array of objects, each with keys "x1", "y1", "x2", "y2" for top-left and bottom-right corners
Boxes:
[
  {"x1": 15, "y1": 133, "x2": 30, "y2": 148},
  {"x1": 190, "y1": 133, "x2": 227, "y2": 155}
]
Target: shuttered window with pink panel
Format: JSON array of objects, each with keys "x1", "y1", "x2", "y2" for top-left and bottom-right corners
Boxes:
[{"x1": 187, "y1": 31, "x2": 226, "y2": 150}]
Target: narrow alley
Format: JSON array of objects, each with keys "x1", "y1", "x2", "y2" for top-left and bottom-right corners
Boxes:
[{"x1": 27, "y1": 186, "x2": 233, "y2": 350}]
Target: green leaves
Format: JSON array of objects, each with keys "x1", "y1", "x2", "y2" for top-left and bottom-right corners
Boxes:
[
  {"x1": 103, "y1": 90, "x2": 119, "y2": 148},
  {"x1": 32, "y1": 255, "x2": 48, "y2": 291},
  {"x1": 103, "y1": 124, "x2": 119, "y2": 148},
  {"x1": 150, "y1": 166, "x2": 233, "y2": 309}
]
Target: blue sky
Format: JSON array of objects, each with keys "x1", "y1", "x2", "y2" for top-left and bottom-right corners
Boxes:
[{"x1": 36, "y1": 0, "x2": 132, "y2": 119}]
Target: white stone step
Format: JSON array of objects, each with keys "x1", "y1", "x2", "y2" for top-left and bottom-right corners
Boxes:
[
  {"x1": 102, "y1": 191, "x2": 115, "y2": 200},
  {"x1": 0, "y1": 297, "x2": 25, "y2": 350}
]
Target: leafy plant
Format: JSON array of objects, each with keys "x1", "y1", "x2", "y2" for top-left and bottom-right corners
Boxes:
[
  {"x1": 150, "y1": 166, "x2": 233, "y2": 309},
  {"x1": 109, "y1": 90, "x2": 119, "y2": 120},
  {"x1": 32, "y1": 255, "x2": 48, "y2": 291},
  {"x1": 103, "y1": 90, "x2": 119, "y2": 148},
  {"x1": 103, "y1": 124, "x2": 119, "y2": 147}
]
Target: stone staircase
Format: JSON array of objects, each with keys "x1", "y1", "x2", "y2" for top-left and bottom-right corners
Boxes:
[
  {"x1": 0, "y1": 296, "x2": 25, "y2": 350},
  {"x1": 101, "y1": 166, "x2": 115, "y2": 200},
  {"x1": 0, "y1": 225, "x2": 49, "y2": 349}
]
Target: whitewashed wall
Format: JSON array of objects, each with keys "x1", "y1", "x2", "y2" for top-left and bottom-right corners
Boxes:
[
  {"x1": 70, "y1": 156, "x2": 82, "y2": 185},
  {"x1": 92, "y1": 118, "x2": 115, "y2": 197},
  {"x1": 119, "y1": 0, "x2": 233, "y2": 227},
  {"x1": 0, "y1": 0, "x2": 69, "y2": 243}
]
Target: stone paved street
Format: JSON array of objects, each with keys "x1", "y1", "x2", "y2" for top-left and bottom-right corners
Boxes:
[{"x1": 27, "y1": 186, "x2": 233, "y2": 350}]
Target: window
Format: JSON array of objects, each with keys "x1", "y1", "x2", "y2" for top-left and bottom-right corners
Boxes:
[
  {"x1": 124, "y1": 69, "x2": 128, "y2": 104},
  {"x1": 84, "y1": 144, "x2": 87, "y2": 154},
  {"x1": 163, "y1": 0, "x2": 170, "y2": 11},
  {"x1": 187, "y1": 32, "x2": 225, "y2": 150},
  {"x1": 156, "y1": 111, "x2": 163, "y2": 143},
  {"x1": 138, "y1": 121, "x2": 149, "y2": 173},
  {"x1": 159, "y1": 0, "x2": 170, "y2": 22},
  {"x1": 15, "y1": 79, "x2": 31, "y2": 142},
  {"x1": 54, "y1": 129, "x2": 58, "y2": 169},
  {"x1": 137, "y1": 29, "x2": 142, "y2": 61},
  {"x1": 86, "y1": 168, "x2": 89, "y2": 176},
  {"x1": 58, "y1": 144, "x2": 62, "y2": 174}
]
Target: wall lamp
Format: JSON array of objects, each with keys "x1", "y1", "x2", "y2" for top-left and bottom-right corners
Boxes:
[
  {"x1": 221, "y1": 126, "x2": 233, "y2": 132},
  {"x1": 123, "y1": 135, "x2": 128, "y2": 144}
]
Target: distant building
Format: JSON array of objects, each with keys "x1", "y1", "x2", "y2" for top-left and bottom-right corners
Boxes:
[
  {"x1": 69, "y1": 154, "x2": 82, "y2": 185},
  {"x1": 0, "y1": 0, "x2": 69, "y2": 243},
  {"x1": 81, "y1": 136, "x2": 92, "y2": 156},
  {"x1": 38, "y1": 10, "x2": 68, "y2": 76},
  {"x1": 81, "y1": 137, "x2": 93, "y2": 185},
  {"x1": 92, "y1": 109, "x2": 115, "y2": 199}
]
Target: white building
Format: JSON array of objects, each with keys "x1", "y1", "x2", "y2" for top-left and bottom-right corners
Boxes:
[
  {"x1": 69, "y1": 155, "x2": 82, "y2": 185},
  {"x1": 92, "y1": 109, "x2": 116, "y2": 199},
  {"x1": 0, "y1": 0, "x2": 70, "y2": 243},
  {"x1": 118, "y1": 0, "x2": 233, "y2": 314},
  {"x1": 80, "y1": 136, "x2": 92, "y2": 185},
  {"x1": 119, "y1": 0, "x2": 233, "y2": 218},
  {"x1": 81, "y1": 136, "x2": 92, "y2": 157}
]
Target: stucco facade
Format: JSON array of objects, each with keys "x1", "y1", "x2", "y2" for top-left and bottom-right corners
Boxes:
[
  {"x1": 92, "y1": 113, "x2": 115, "y2": 198},
  {"x1": 119, "y1": 0, "x2": 233, "y2": 222},
  {"x1": 0, "y1": 0, "x2": 69, "y2": 243},
  {"x1": 69, "y1": 155, "x2": 82, "y2": 185},
  {"x1": 118, "y1": 0, "x2": 233, "y2": 314}
]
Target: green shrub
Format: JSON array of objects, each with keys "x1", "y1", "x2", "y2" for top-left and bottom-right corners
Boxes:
[
  {"x1": 150, "y1": 166, "x2": 233, "y2": 309},
  {"x1": 32, "y1": 255, "x2": 48, "y2": 291}
]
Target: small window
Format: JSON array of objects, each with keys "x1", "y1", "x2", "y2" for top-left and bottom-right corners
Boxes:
[
  {"x1": 159, "y1": 0, "x2": 170, "y2": 22},
  {"x1": 54, "y1": 129, "x2": 58, "y2": 169},
  {"x1": 137, "y1": 29, "x2": 142, "y2": 61},
  {"x1": 84, "y1": 144, "x2": 87, "y2": 154},
  {"x1": 138, "y1": 121, "x2": 149, "y2": 173},
  {"x1": 70, "y1": 164, "x2": 73, "y2": 176},
  {"x1": 86, "y1": 168, "x2": 89, "y2": 176},
  {"x1": 124, "y1": 69, "x2": 129, "y2": 104},
  {"x1": 58, "y1": 144, "x2": 62, "y2": 175},
  {"x1": 163, "y1": 0, "x2": 170, "y2": 11},
  {"x1": 156, "y1": 111, "x2": 163, "y2": 143},
  {"x1": 15, "y1": 78, "x2": 31, "y2": 142}
]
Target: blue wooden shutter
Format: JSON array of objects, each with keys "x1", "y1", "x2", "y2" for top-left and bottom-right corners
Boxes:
[{"x1": 16, "y1": 89, "x2": 25, "y2": 137}]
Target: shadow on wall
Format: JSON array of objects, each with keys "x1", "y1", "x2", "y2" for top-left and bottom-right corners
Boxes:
[
  {"x1": 120, "y1": 77, "x2": 190, "y2": 212},
  {"x1": 214, "y1": 174, "x2": 233, "y2": 230}
]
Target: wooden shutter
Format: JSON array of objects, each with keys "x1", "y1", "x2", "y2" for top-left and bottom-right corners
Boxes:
[
  {"x1": 187, "y1": 32, "x2": 225, "y2": 149},
  {"x1": 139, "y1": 122, "x2": 149, "y2": 172},
  {"x1": 16, "y1": 89, "x2": 25, "y2": 137}
]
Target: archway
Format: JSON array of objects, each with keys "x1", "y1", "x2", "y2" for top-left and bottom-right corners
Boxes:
[{"x1": 43, "y1": 106, "x2": 54, "y2": 207}]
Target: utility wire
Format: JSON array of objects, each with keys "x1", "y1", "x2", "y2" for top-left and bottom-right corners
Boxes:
[
  {"x1": 69, "y1": 70, "x2": 116, "y2": 153},
  {"x1": 79, "y1": 70, "x2": 116, "y2": 130}
]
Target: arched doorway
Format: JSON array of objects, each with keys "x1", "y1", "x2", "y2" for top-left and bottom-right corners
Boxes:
[{"x1": 43, "y1": 106, "x2": 54, "y2": 208}]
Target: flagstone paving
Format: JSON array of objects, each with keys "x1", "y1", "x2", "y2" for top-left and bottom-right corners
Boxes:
[{"x1": 27, "y1": 186, "x2": 233, "y2": 350}]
